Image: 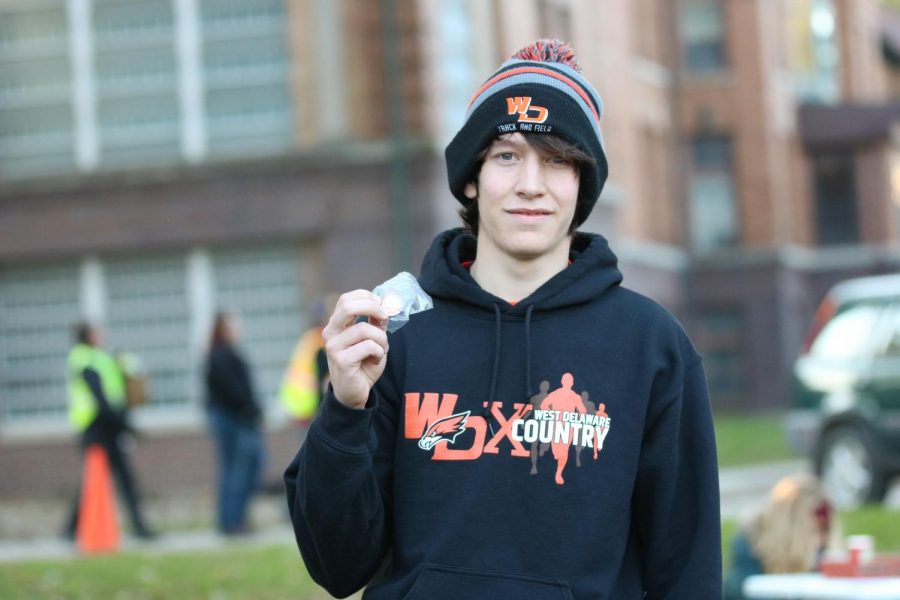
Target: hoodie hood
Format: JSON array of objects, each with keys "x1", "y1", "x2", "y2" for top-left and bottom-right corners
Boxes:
[{"x1": 418, "y1": 228, "x2": 623, "y2": 314}]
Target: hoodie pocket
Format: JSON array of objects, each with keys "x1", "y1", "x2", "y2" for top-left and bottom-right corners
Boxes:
[{"x1": 401, "y1": 564, "x2": 575, "y2": 600}]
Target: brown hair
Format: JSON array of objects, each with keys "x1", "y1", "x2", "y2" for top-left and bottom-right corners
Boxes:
[
  {"x1": 746, "y1": 473, "x2": 841, "y2": 574},
  {"x1": 73, "y1": 322, "x2": 95, "y2": 345},
  {"x1": 209, "y1": 311, "x2": 232, "y2": 350},
  {"x1": 458, "y1": 133, "x2": 596, "y2": 236}
]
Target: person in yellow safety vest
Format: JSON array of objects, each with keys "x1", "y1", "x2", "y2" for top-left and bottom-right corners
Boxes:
[
  {"x1": 63, "y1": 322, "x2": 155, "y2": 541},
  {"x1": 280, "y1": 297, "x2": 334, "y2": 433}
]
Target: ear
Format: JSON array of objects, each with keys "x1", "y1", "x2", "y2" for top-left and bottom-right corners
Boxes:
[{"x1": 464, "y1": 182, "x2": 477, "y2": 200}]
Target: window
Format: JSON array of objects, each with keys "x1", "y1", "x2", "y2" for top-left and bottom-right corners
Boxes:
[
  {"x1": 93, "y1": 0, "x2": 180, "y2": 167},
  {"x1": 212, "y1": 245, "x2": 305, "y2": 410},
  {"x1": 679, "y1": 0, "x2": 725, "y2": 71},
  {"x1": 0, "y1": 0, "x2": 296, "y2": 179},
  {"x1": 0, "y1": 245, "x2": 309, "y2": 429},
  {"x1": 690, "y1": 136, "x2": 738, "y2": 251},
  {"x1": 106, "y1": 254, "x2": 192, "y2": 411},
  {"x1": 812, "y1": 153, "x2": 858, "y2": 246},
  {"x1": 696, "y1": 308, "x2": 748, "y2": 408},
  {"x1": 876, "y1": 303, "x2": 900, "y2": 358},
  {"x1": 201, "y1": 0, "x2": 293, "y2": 157},
  {"x1": 0, "y1": 262, "x2": 81, "y2": 420},
  {"x1": 0, "y1": 5, "x2": 75, "y2": 178},
  {"x1": 810, "y1": 302, "x2": 882, "y2": 362},
  {"x1": 537, "y1": 0, "x2": 572, "y2": 43},
  {"x1": 432, "y1": 0, "x2": 478, "y2": 145},
  {"x1": 788, "y1": 0, "x2": 839, "y2": 102}
]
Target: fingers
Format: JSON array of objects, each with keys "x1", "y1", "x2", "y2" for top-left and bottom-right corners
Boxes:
[
  {"x1": 334, "y1": 338, "x2": 387, "y2": 368},
  {"x1": 323, "y1": 290, "x2": 388, "y2": 339},
  {"x1": 325, "y1": 321, "x2": 389, "y2": 359}
]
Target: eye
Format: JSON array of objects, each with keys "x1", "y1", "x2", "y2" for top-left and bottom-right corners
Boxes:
[
  {"x1": 496, "y1": 151, "x2": 516, "y2": 161},
  {"x1": 547, "y1": 155, "x2": 570, "y2": 166}
]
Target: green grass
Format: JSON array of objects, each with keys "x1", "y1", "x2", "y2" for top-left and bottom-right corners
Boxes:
[
  {"x1": 721, "y1": 518, "x2": 738, "y2": 568},
  {"x1": 0, "y1": 543, "x2": 329, "y2": 600},
  {"x1": 4, "y1": 507, "x2": 898, "y2": 597},
  {"x1": 841, "y1": 506, "x2": 900, "y2": 553},
  {"x1": 714, "y1": 413, "x2": 798, "y2": 467}
]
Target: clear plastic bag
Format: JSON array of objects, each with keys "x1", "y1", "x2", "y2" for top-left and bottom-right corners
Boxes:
[{"x1": 372, "y1": 272, "x2": 433, "y2": 332}]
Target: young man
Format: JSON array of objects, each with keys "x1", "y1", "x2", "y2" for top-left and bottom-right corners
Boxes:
[{"x1": 285, "y1": 40, "x2": 721, "y2": 598}]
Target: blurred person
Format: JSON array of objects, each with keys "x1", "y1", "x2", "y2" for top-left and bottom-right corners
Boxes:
[
  {"x1": 279, "y1": 295, "x2": 336, "y2": 439},
  {"x1": 723, "y1": 473, "x2": 840, "y2": 600},
  {"x1": 284, "y1": 39, "x2": 720, "y2": 598},
  {"x1": 205, "y1": 311, "x2": 265, "y2": 536},
  {"x1": 64, "y1": 322, "x2": 155, "y2": 540}
]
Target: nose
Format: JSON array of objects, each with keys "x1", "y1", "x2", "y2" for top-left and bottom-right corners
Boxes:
[{"x1": 514, "y1": 154, "x2": 546, "y2": 199}]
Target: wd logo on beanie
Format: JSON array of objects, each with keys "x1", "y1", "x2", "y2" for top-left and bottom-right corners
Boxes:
[
  {"x1": 444, "y1": 39, "x2": 608, "y2": 228},
  {"x1": 506, "y1": 96, "x2": 549, "y2": 124}
]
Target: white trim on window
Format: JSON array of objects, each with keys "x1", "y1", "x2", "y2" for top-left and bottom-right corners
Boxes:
[
  {"x1": 80, "y1": 256, "x2": 106, "y2": 322},
  {"x1": 187, "y1": 248, "x2": 214, "y2": 361},
  {"x1": 67, "y1": 0, "x2": 99, "y2": 170},
  {"x1": 314, "y1": 0, "x2": 347, "y2": 140},
  {"x1": 174, "y1": 0, "x2": 207, "y2": 161}
]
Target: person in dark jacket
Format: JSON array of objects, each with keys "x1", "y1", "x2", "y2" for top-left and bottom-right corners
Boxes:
[
  {"x1": 205, "y1": 311, "x2": 264, "y2": 535},
  {"x1": 284, "y1": 39, "x2": 721, "y2": 598}
]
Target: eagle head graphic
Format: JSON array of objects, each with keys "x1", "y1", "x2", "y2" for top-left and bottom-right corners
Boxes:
[{"x1": 418, "y1": 411, "x2": 470, "y2": 451}]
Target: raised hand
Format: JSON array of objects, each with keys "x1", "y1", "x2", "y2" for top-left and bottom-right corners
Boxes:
[{"x1": 322, "y1": 290, "x2": 390, "y2": 409}]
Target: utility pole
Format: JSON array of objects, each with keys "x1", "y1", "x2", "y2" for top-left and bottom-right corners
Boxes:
[{"x1": 381, "y1": 0, "x2": 413, "y2": 272}]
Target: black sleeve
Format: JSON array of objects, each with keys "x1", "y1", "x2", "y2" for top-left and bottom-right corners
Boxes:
[
  {"x1": 634, "y1": 358, "x2": 722, "y2": 598},
  {"x1": 283, "y1": 341, "x2": 402, "y2": 598},
  {"x1": 83, "y1": 367, "x2": 127, "y2": 432}
]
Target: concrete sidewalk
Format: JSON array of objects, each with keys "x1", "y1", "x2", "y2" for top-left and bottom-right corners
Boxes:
[
  {"x1": 0, "y1": 525, "x2": 296, "y2": 564},
  {"x1": 719, "y1": 459, "x2": 807, "y2": 520},
  {"x1": 3, "y1": 460, "x2": 898, "y2": 564},
  {"x1": 0, "y1": 460, "x2": 800, "y2": 563},
  {"x1": 0, "y1": 489, "x2": 294, "y2": 564}
]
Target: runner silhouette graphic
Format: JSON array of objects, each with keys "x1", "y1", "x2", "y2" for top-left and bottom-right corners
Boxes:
[{"x1": 539, "y1": 373, "x2": 586, "y2": 485}]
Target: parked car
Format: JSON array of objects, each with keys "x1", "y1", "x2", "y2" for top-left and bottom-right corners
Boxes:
[{"x1": 786, "y1": 273, "x2": 900, "y2": 509}]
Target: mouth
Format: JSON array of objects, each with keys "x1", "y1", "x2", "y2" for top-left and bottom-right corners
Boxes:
[{"x1": 506, "y1": 208, "x2": 553, "y2": 223}]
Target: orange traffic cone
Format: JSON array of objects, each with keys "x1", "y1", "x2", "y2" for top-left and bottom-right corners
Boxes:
[{"x1": 76, "y1": 445, "x2": 120, "y2": 554}]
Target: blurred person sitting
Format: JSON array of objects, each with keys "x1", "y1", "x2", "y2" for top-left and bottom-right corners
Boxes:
[
  {"x1": 204, "y1": 311, "x2": 265, "y2": 536},
  {"x1": 724, "y1": 473, "x2": 840, "y2": 600},
  {"x1": 279, "y1": 295, "x2": 336, "y2": 438},
  {"x1": 64, "y1": 322, "x2": 155, "y2": 540}
]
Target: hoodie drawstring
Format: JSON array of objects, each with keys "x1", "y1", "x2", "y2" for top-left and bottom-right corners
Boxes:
[
  {"x1": 484, "y1": 303, "x2": 502, "y2": 436},
  {"x1": 484, "y1": 303, "x2": 536, "y2": 432},
  {"x1": 524, "y1": 304, "x2": 534, "y2": 401}
]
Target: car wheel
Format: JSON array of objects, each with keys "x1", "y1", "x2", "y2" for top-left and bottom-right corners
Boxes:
[{"x1": 816, "y1": 425, "x2": 887, "y2": 509}]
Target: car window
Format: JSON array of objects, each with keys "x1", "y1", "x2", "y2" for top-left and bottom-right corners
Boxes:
[
  {"x1": 810, "y1": 302, "x2": 883, "y2": 361},
  {"x1": 875, "y1": 303, "x2": 900, "y2": 358}
]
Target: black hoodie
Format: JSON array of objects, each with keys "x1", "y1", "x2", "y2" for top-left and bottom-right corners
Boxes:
[{"x1": 285, "y1": 229, "x2": 722, "y2": 599}]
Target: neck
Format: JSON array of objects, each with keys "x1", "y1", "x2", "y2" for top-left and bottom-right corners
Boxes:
[{"x1": 469, "y1": 238, "x2": 570, "y2": 303}]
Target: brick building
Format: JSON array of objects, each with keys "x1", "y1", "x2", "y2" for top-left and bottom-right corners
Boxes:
[{"x1": 2, "y1": 0, "x2": 898, "y2": 499}]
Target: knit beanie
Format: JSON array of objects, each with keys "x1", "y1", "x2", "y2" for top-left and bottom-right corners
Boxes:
[{"x1": 445, "y1": 39, "x2": 608, "y2": 228}]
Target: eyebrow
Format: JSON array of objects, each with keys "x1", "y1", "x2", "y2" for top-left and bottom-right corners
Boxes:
[{"x1": 490, "y1": 136, "x2": 527, "y2": 151}]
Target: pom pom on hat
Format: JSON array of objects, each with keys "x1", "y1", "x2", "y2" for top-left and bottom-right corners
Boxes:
[{"x1": 512, "y1": 39, "x2": 581, "y2": 72}]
